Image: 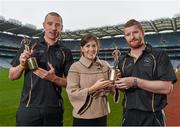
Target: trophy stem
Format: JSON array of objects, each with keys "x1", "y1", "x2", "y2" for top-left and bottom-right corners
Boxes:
[{"x1": 109, "y1": 67, "x2": 116, "y2": 81}]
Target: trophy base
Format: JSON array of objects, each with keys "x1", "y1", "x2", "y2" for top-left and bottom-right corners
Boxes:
[{"x1": 28, "y1": 57, "x2": 38, "y2": 70}]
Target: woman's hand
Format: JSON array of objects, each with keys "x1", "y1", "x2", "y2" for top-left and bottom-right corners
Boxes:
[{"x1": 88, "y1": 79, "x2": 113, "y2": 94}]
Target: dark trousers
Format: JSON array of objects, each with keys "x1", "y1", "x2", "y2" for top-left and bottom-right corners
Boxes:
[
  {"x1": 73, "y1": 115, "x2": 107, "y2": 126},
  {"x1": 122, "y1": 109, "x2": 165, "y2": 126},
  {"x1": 16, "y1": 107, "x2": 63, "y2": 126}
]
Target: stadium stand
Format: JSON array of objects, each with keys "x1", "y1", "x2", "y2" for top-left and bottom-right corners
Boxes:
[
  {"x1": 0, "y1": 32, "x2": 22, "y2": 48},
  {"x1": 63, "y1": 40, "x2": 80, "y2": 50},
  {"x1": 0, "y1": 57, "x2": 12, "y2": 68},
  {"x1": 0, "y1": 16, "x2": 180, "y2": 69}
]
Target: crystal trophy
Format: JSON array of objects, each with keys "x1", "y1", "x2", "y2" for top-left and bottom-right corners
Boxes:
[{"x1": 22, "y1": 37, "x2": 38, "y2": 70}]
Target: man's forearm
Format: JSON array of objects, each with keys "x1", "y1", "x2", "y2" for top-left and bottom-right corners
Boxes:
[
  {"x1": 138, "y1": 78, "x2": 173, "y2": 95},
  {"x1": 9, "y1": 65, "x2": 24, "y2": 80}
]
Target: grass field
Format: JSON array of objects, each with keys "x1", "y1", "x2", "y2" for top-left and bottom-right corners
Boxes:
[{"x1": 0, "y1": 68, "x2": 123, "y2": 126}]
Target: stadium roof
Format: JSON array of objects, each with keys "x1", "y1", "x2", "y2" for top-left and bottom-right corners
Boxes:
[{"x1": 0, "y1": 15, "x2": 180, "y2": 40}]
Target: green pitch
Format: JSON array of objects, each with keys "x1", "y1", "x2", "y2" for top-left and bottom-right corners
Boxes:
[{"x1": 0, "y1": 68, "x2": 122, "y2": 126}]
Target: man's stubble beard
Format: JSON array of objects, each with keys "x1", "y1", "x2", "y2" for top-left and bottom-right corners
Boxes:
[{"x1": 129, "y1": 36, "x2": 144, "y2": 49}]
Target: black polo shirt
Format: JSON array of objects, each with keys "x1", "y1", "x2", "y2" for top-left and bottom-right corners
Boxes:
[
  {"x1": 118, "y1": 44, "x2": 177, "y2": 111},
  {"x1": 11, "y1": 37, "x2": 74, "y2": 108}
]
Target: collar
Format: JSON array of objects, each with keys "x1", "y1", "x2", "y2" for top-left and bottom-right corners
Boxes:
[
  {"x1": 127, "y1": 43, "x2": 153, "y2": 57},
  {"x1": 79, "y1": 56, "x2": 103, "y2": 68},
  {"x1": 143, "y1": 43, "x2": 153, "y2": 53}
]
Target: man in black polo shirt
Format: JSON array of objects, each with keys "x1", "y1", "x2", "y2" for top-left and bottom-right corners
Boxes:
[
  {"x1": 8, "y1": 12, "x2": 74, "y2": 126},
  {"x1": 114, "y1": 19, "x2": 177, "y2": 126}
]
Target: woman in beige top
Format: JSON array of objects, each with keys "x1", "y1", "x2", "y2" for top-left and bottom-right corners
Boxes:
[{"x1": 66, "y1": 34, "x2": 114, "y2": 126}]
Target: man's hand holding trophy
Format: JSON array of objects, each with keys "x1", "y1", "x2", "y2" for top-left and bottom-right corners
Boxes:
[
  {"x1": 20, "y1": 37, "x2": 59, "y2": 84},
  {"x1": 20, "y1": 37, "x2": 38, "y2": 70}
]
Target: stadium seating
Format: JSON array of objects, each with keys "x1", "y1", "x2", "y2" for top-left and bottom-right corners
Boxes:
[
  {"x1": 0, "y1": 57, "x2": 12, "y2": 68},
  {"x1": 63, "y1": 40, "x2": 80, "y2": 50},
  {"x1": 0, "y1": 31, "x2": 180, "y2": 69},
  {"x1": 0, "y1": 33, "x2": 22, "y2": 48}
]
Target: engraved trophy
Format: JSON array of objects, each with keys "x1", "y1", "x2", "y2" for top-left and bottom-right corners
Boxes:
[
  {"x1": 109, "y1": 47, "x2": 121, "y2": 81},
  {"x1": 22, "y1": 37, "x2": 38, "y2": 70}
]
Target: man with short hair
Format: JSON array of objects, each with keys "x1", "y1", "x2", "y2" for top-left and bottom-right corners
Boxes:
[
  {"x1": 9, "y1": 12, "x2": 74, "y2": 126},
  {"x1": 115, "y1": 19, "x2": 177, "y2": 126}
]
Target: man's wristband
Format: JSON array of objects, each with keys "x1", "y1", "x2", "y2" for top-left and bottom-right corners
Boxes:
[
  {"x1": 132, "y1": 78, "x2": 138, "y2": 88},
  {"x1": 18, "y1": 64, "x2": 25, "y2": 69}
]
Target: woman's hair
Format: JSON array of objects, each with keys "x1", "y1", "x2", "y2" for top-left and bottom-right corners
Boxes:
[{"x1": 80, "y1": 33, "x2": 99, "y2": 47}]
